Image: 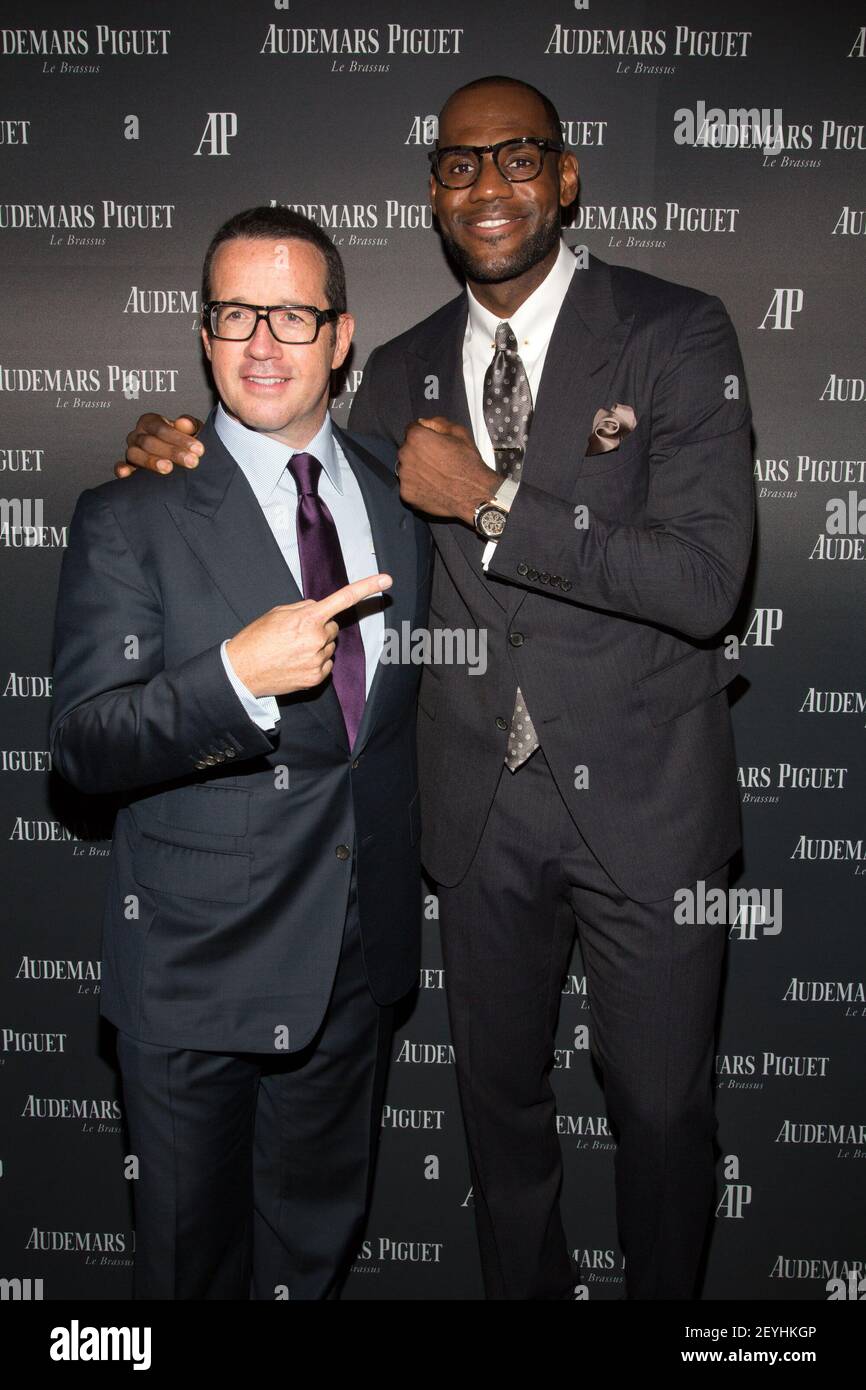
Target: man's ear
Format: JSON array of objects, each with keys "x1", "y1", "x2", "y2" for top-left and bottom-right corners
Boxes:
[
  {"x1": 331, "y1": 312, "x2": 355, "y2": 372},
  {"x1": 201, "y1": 327, "x2": 212, "y2": 363},
  {"x1": 560, "y1": 152, "x2": 579, "y2": 209}
]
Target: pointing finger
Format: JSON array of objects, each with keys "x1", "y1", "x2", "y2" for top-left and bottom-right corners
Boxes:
[{"x1": 315, "y1": 573, "x2": 392, "y2": 621}]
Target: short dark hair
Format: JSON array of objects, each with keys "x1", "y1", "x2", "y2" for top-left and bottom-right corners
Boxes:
[
  {"x1": 438, "y1": 75, "x2": 562, "y2": 145},
  {"x1": 201, "y1": 205, "x2": 347, "y2": 316}
]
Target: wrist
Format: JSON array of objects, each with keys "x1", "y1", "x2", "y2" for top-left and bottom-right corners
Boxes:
[
  {"x1": 459, "y1": 489, "x2": 496, "y2": 526},
  {"x1": 458, "y1": 465, "x2": 499, "y2": 526},
  {"x1": 225, "y1": 636, "x2": 259, "y2": 697}
]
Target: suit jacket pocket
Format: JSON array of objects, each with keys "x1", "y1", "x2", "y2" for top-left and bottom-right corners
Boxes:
[
  {"x1": 133, "y1": 832, "x2": 251, "y2": 904},
  {"x1": 635, "y1": 647, "x2": 735, "y2": 727},
  {"x1": 578, "y1": 424, "x2": 646, "y2": 479},
  {"x1": 144, "y1": 784, "x2": 250, "y2": 837}
]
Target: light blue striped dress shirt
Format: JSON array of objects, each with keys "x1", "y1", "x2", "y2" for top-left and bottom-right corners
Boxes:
[{"x1": 216, "y1": 403, "x2": 384, "y2": 731}]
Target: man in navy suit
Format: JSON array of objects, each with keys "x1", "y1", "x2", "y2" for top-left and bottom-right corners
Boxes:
[{"x1": 50, "y1": 206, "x2": 430, "y2": 1299}]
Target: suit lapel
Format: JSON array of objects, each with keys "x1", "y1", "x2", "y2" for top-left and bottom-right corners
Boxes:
[
  {"x1": 521, "y1": 254, "x2": 635, "y2": 500},
  {"x1": 334, "y1": 426, "x2": 417, "y2": 754},
  {"x1": 420, "y1": 296, "x2": 473, "y2": 435},
  {"x1": 165, "y1": 416, "x2": 349, "y2": 750},
  {"x1": 505, "y1": 255, "x2": 635, "y2": 620}
]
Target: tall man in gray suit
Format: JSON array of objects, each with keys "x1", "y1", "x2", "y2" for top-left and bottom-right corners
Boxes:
[
  {"x1": 51, "y1": 206, "x2": 430, "y2": 1299},
  {"x1": 117, "y1": 75, "x2": 754, "y2": 1301}
]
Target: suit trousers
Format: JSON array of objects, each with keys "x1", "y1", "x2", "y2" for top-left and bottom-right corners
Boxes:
[
  {"x1": 436, "y1": 749, "x2": 728, "y2": 1300},
  {"x1": 115, "y1": 869, "x2": 393, "y2": 1300}
]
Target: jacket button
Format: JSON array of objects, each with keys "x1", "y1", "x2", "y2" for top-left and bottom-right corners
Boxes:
[
  {"x1": 517, "y1": 562, "x2": 529, "y2": 577},
  {"x1": 335, "y1": 844, "x2": 351, "y2": 860},
  {"x1": 562, "y1": 579, "x2": 573, "y2": 592},
  {"x1": 193, "y1": 760, "x2": 207, "y2": 770},
  {"x1": 351, "y1": 758, "x2": 361, "y2": 769},
  {"x1": 527, "y1": 567, "x2": 539, "y2": 580},
  {"x1": 539, "y1": 572, "x2": 550, "y2": 584},
  {"x1": 224, "y1": 748, "x2": 236, "y2": 758},
  {"x1": 203, "y1": 755, "x2": 216, "y2": 765},
  {"x1": 508, "y1": 632, "x2": 524, "y2": 647},
  {"x1": 495, "y1": 717, "x2": 508, "y2": 731}
]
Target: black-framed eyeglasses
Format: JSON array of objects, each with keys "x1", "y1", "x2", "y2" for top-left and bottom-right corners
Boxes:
[
  {"x1": 428, "y1": 137, "x2": 564, "y2": 189},
  {"x1": 203, "y1": 301, "x2": 340, "y2": 344}
]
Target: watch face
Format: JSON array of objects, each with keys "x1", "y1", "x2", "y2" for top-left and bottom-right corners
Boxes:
[{"x1": 478, "y1": 505, "x2": 507, "y2": 539}]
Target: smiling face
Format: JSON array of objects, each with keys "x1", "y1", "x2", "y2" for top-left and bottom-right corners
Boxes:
[
  {"x1": 430, "y1": 82, "x2": 578, "y2": 299},
  {"x1": 201, "y1": 236, "x2": 353, "y2": 449}
]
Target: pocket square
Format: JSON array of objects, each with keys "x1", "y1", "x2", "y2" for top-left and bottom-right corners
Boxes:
[{"x1": 586, "y1": 402, "x2": 637, "y2": 456}]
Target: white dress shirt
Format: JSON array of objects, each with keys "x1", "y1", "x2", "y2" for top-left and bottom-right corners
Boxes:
[
  {"x1": 216, "y1": 403, "x2": 383, "y2": 731},
  {"x1": 462, "y1": 239, "x2": 577, "y2": 566}
]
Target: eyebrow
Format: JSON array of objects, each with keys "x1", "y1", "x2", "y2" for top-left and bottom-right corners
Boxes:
[{"x1": 438, "y1": 130, "x2": 550, "y2": 144}]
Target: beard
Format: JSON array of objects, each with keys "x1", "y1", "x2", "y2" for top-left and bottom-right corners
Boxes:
[{"x1": 439, "y1": 209, "x2": 561, "y2": 284}]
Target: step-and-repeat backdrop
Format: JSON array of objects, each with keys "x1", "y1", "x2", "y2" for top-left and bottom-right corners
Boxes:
[{"x1": 1, "y1": 0, "x2": 863, "y2": 1301}]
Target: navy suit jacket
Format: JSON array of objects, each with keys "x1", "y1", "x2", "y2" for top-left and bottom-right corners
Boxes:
[
  {"x1": 350, "y1": 252, "x2": 755, "y2": 902},
  {"x1": 50, "y1": 413, "x2": 431, "y2": 1052}
]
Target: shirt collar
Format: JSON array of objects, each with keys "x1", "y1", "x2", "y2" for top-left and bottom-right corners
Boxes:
[
  {"x1": 465, "y1": 238, "x2": 577, "y2": 362},
  {"x1": 214, "y1": 402, "x2": 342, "y2": 505}
]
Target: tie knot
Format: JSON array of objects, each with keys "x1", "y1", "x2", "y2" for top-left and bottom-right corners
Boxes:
[
  {"x1": 495, "y1": 321, "x2": 517, "y2": 353},
  {"x1": 288, "y1": 451, "x2": 322, "y2": 496}
]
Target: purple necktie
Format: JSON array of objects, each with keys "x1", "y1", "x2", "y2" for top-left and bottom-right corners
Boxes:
[{"x1": 288, "y1": 451, "x2": 366, "y2": 748}]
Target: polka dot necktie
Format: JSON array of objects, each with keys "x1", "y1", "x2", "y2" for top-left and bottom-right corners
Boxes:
[{"x1": 483, "y1": 321, "x2": 539, "y2": 772}]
